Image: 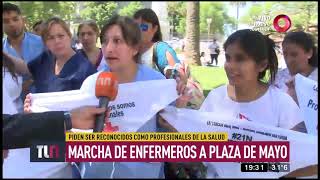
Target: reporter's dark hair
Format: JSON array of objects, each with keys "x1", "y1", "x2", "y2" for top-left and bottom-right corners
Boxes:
[
  {"x1": 32, "y1": 20, "x2": 44, "y2": 30},
  {"x1": 3, "y1": 2, "x2": 21, "y2": 15},
  {"x1": 223, "y1": 29, "x2": 278, "y2": 84},
  {"x1": 282, "y1": 31, "x2": 318, "y2": 67},
  {"x1": 3, "y1": 52, "x2": 18, "y2": 83},
  {"x1": 100, "y1": 15, "x2": 141, "y2": 63},
  {"x1": 133, "y1": 8, "x2": 162, "y2": 42}
]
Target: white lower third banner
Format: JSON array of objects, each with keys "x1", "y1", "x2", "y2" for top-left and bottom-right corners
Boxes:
[{"x1": 160, "y1": 106, "x2": 318, "y2": 178}]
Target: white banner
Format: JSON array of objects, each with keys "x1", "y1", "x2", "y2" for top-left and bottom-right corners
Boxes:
[
  {"x1": 295, "y1": 74, "x2": 318, "y2": 135},
  {"x1": 31, "y1": 79, "x2": 178, "y2": 132},
  {"x1": 3, "y1": 79, "x2": 178, "y2": 178},
  {"x1": 160, "y1": 106, "x2": 318, "y2": 178}
]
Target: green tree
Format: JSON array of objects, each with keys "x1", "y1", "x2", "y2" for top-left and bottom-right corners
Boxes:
[
  {"x1": 167, "y1": 2, "x2": 235, "y2": 37},
  {"x1": 118, "y1": 2, "x2": 143, "y2": 17},
  {"x1": 167, "y1": 2, "x2": 186, "y2": 37},
  {"x1": 240, "y1": 2, "x2": 318, "y2": 33},
  {"x1": 5, "y1": 1, "x2": 77, "y2": 30},
  {"x1": 80, "y1": 2, "x2": 118, "y2": 28},
  {"x1": 200, "y1": 2, "x2": 236, "y2": 36}
]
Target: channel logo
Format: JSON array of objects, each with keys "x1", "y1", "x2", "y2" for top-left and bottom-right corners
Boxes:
[
  {"x1": 273, "y1": 14, "x2": 292, "y2": 33},
  {"x1": 30, "y1": 142, "x2": 65, "y2": 162}
]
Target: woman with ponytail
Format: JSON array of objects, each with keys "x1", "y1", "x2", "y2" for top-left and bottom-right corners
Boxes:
[
  {"x1": 199, "y1": 29, "x2": 309, "y2": 178},
  {"x1": 200, "y1": 29, "x2": 306, "y2": 132}
]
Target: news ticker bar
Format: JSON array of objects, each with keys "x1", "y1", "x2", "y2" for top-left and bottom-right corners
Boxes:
[
  {"x1": 65, "y1": 132, "x2": 228, "y2": 141},
  {"x1": 241, "y1": 163, "x2": 290, "y2": 172}
]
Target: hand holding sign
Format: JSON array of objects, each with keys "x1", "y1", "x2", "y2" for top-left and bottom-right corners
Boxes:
[
  {"x1": 286, "y1": 77, "x2": 299, "y2": 105},
  {"x1": 294, "y1": 74, "x2": 318, "y2": 135},
  {"x1": 24, "y1": 93, "x2": 32, "y2": 113}
]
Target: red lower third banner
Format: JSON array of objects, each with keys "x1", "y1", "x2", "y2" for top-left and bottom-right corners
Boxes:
[{"x1": 65, "y1": 141, "x2": 289, "y2": 162}]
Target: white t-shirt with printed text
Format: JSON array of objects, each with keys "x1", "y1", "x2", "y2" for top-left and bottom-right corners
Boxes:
[
  {"x1": 200, "y1": 85, "x2": 304, "y2": 130},
  {"x1": 200, "y1": 85, "x2": 306, "y2": 178}
]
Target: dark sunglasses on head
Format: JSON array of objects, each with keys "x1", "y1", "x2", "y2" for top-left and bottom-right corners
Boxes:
[{"x1": 140, "y1": 24, "x2": 149, "y2": 31}]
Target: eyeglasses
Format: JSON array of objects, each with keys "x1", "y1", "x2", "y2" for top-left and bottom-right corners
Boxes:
[{"x1": 139, "y1": 23, "x2": 149, "y2": 32}]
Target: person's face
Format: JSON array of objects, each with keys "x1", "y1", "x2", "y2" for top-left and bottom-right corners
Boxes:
[
  {"x1": 45, "y1": 23, "x2": 72, "y2": 57},
  {"x1": 101, "y1": 25, "x2": 138, "y2": 71},
  {"x1": 224, "y1": 41, "x2": 267, "y2": 87},
  {"x1": 3, "y1": 11, "x2": 25, "y2": 38},
  {"x1": 134, "y1": 17, "x2": 158, "y2": 44},
  {"x1": 282, "y1": 42, "x2": 313, "y2": 76},
  {"x1": 78, "y1": 25, "x2": 98, "y2": 49}
]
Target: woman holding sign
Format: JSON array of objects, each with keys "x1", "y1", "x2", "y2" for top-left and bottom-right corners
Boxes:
[
  {"x1": 275, "y1": 31, "x2": 318, "y2": 92},
  {"x1": 77, "y1": 15, "x2": 191, "y2": 179},
  {"x1": 200, "y1": 29, "x2": 307, "y2": 132},
  {"x1": 199, "y1": 29, "x2": 311, "y2": 178},
  {"x1": 274, "y1": 31, "x2": 318, "y2": 107},
  {"x1": 4, "y1": 17, "x2": 97, "y2": 93}
]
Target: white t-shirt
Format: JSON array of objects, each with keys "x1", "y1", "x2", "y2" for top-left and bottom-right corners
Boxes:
[
  {"x1": 140, "y1": 46, "x2": 154, "y2": 69},
  {"x1": 274, "y1": 68, "x2": 318, "y2": 92},
  {"x1": 2, "y1": 67, "x2": 23, "y2": 112},
  {"x1": 208, "y1": 42, "x2": 219, "y2": 55},
  {"x1": 200, "y1": 85, "x2": 306, "y2": 178},
  {"x1": 200, "y1": 85, "x2": 304, "y2": 130}
]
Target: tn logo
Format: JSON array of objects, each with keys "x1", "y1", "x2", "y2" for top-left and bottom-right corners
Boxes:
[
  {"x1": 36, "y1": 145, "x2": 59, "y2": 158},
  {"x1": 97, "y1": 77, "x2": 111, "y2": 86}
]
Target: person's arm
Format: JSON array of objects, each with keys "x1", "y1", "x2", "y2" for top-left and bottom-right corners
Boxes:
[
  {"x1": 3, "y1": 106, "x2": 106, "y2": 150},
  {"x1": 3, "y1": 51, "x2": 31, "y2": 76},
  {"x1": 3, "y1": 111, "x2": 65, "y2": 150}
]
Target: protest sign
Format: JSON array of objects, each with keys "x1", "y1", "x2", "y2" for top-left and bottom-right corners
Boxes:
[
  {"x1": 160, "y1": 106, "x2": 317, "y2": 178},
  {"x1": 295, "y1": 74, "x2": 318, "y2": 135}
]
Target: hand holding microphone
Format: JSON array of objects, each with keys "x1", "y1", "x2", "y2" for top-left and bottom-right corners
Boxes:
[{"x1": 94, "y1": 72, "x2": 118, "y2": 132}]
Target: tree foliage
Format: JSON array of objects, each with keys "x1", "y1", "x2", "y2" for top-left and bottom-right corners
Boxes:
[
  {"x1": 5, "y1": 1, "x2": 77, "y2": 30},
  {"x1": 118, "y1": 2, "x2": 143, "y2": 17},
  {"x1": 167, "y1": 2, "x2": 186, "y2": 36},
  {"x1": 240, "y1": 2, "x2": 318, "y2": 33},
  {"x1": 199, "y1": 2, "x2": 236, "y2": 35},
  {"x1": 167, "y1": 2, "x2": 236, "y2": 37},
  {"x1": 80, "y1": 2, "x2": 118, "y2": 28}
]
